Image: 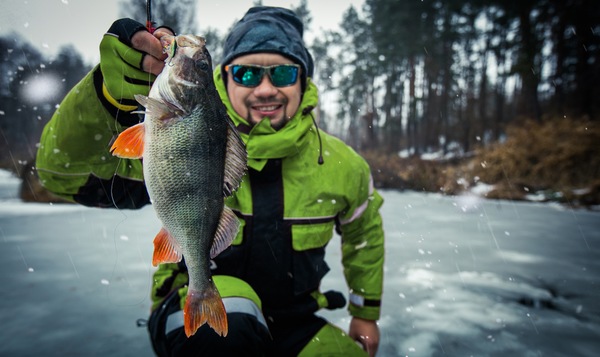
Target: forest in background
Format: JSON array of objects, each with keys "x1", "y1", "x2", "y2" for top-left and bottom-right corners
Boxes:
[{"x1": 1, "y1": 0, "x2": 599, "y2": 207}]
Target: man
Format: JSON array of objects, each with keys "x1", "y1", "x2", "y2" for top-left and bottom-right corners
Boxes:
[{"x1": 36, "y1": 6, "x2": 384, "y2": 357}]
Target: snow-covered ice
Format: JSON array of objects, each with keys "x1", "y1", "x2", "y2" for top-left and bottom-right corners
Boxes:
[{"x1": 0, "y1": 170, "x2": 598, "y2": 356}]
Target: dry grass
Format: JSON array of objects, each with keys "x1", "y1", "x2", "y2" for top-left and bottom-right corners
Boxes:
[
  {"x1": 361, "y1": 151, "x2": 472, "y2": 195},
  {"x1": 472, "y1": 117, "x2": 600, "y2": 205},
  {"x1": 362, "y1": 117, "x2": 600, "y2": 207},
  {"x1": 473, "y1": 117, "x2": 600, "y2": 190},
  {"x1": 18, "y1": 161, "x2": 71, "y2": 204}
]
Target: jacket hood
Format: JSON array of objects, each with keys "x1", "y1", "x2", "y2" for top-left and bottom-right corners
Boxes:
[{"x1": 213, "y1": 65, "x2": 319, "y2": 171}]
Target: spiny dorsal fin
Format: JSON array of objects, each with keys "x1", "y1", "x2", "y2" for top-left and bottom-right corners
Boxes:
[
  {"x1": 210, "y1": 206, "x2": 239, "y2": 259},
  {"x1": 152, "y1": 227, "x2": 183, "y2": 266},
  {"x1": 223, "y1": 120, "x2": 247, "y2": 197}
]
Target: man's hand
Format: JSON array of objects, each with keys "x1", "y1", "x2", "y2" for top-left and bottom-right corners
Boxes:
[
  {"x1": 349, "y1": 317, "x2": 380, "y2": 357},
  {"x1": 99, "y1": 19, "x2": 175, "y2": 106},
  {"x1": 132, "y1": 27, "x2": 174, "y2": 75}
]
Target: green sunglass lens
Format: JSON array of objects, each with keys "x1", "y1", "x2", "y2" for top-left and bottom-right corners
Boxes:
[
  {"x1": 271, "y1": 66, "x2": 298, "y2": 86},
  {"x1": 233, "y1": 66, "x2": 262, "y2": 86}
]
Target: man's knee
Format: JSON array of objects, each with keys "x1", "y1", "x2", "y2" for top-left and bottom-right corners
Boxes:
[
  {"x1": 148, "y1": 276, "x2": 271, "y2": 357},
  {"x1": 167, "y1": 312, "x2": 271, "y2": 356},
  {"x1": 298, "y1": 323, "x2": 368, "y2": 357}
]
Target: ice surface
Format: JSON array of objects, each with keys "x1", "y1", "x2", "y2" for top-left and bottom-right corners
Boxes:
[{"x1": 0, "y1": 171, "x2": 599, "y2": 356}]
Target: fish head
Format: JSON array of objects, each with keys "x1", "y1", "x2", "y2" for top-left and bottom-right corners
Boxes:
[{"x1": 152, "y1": 34, "x2": 215, "y2": 114}]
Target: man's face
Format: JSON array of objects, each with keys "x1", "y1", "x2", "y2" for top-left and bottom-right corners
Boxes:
[{"x1": 226, "y1": 53, "x2": 302, "y2": 131}]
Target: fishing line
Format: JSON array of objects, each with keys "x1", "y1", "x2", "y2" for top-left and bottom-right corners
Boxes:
[
  {"x1": 109, "y1": 0, "x2": 157, "y2": 296},
  {"x1": 106, "y1": 0, "x2": 155, "y2": 278}
]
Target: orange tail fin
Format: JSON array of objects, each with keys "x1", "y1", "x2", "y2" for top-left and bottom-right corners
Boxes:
[{"x1": 184, "y1": 283, "x2": 228, "y2": 337}]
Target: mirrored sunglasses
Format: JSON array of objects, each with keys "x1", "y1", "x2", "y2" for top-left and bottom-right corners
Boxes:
[{"x1": 225, "y1": 64, "x2": 300, "y2": 88}]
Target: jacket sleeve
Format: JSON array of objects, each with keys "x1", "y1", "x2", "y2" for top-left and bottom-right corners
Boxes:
[
  {"x1": 338, "y1": 159, "x2": 385, "y2": 321},
  {"x1": 150, "y1": 262, "x2": 189, "y2": 310},
  {"x1": 35, "y1": 66, "x2": 150, "y2": 209}
]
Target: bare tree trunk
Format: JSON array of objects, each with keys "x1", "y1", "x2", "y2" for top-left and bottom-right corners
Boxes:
[
  {"x1": 407, "y1": 56, "x2": 418, "y2": 155},
  {"x1": 516, "y1": 1, "x2": 542, "y2": 121}
]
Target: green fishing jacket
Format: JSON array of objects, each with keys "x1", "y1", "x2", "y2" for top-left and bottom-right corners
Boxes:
[
  {"x1": 36, "y1": 66, "x2": 149, "y2": 208},
  {"x1": 211, "y1": 66, "x2": 384, "y2": 321},
  {"x1": 35, "y1": 64, "x2": 385, "y2": 322}
]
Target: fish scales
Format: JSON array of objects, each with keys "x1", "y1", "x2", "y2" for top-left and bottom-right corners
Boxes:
[
  {"x1": 110, "y1": 34, "x2": 247, "y2": 337},
  {"x1": 146, "y1": 106, "x2": 225, "y2": 292}
]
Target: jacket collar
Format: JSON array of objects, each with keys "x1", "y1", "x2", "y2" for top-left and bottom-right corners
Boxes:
[{"x1": 213, "y1": 65, "x2": 319, "y2": 171}]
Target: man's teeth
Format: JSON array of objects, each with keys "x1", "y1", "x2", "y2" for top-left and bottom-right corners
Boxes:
[{"x1": 256, "y1": 105, "x2": 278, "y2": 111}]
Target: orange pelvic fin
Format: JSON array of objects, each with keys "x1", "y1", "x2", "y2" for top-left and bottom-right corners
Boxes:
[
  {"x1": 152, "y1": 227, "x2": 182, "y2": 266},
  {"x1": 184, "y1": 283, "x2": 228, "y2": 337},
  {"x1": 110, "y1": 122, "x2": 145, "y2": 159}
]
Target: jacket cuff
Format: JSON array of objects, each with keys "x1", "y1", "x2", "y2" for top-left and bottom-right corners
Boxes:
[
  {"x1": 92, "y1": 65, "x2": 142, "y2": 127},
  {"x1": 348, "y1": 293, "x2": 381, "y2": 320},
  {"x1": 154, "y1": 25, "x2": 176, "y2": 36}
]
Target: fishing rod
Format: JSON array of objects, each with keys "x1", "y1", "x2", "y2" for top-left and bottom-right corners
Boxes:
[{"x1": 146, "y1": 0, "x2": 156, "y2": 33}]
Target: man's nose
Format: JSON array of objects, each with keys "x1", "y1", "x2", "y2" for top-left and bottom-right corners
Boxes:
[{"x1": 253, "y1": 76, "x2": 278, "y2": 97}]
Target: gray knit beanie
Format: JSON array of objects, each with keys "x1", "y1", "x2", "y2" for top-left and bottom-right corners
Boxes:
[{"x1": 221, "y1": 6, "x2": 314, "y2": 90}]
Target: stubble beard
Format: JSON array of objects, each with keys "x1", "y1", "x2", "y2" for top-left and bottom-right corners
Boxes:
[{"x1": 246, "y1": 97, "x2": 290, "y2": 131}]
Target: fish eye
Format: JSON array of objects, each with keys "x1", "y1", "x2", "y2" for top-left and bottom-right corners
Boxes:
[{"x1": 197, "y1": 60, "x2": 210, "y2": 71}]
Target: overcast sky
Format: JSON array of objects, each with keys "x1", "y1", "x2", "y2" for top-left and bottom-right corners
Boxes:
[{"x1": 0, "y1": 0, "x2": 364, "y2": 63}]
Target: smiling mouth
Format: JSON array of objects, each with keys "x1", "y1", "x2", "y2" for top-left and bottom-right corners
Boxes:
[{"x1": 253, "y1": 104, "x2": 281, "y2": 112}]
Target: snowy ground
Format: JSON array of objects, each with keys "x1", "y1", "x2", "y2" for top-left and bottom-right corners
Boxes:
[{"x1": 0, "y1": 169, "x2": 599, "y2": 356}]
